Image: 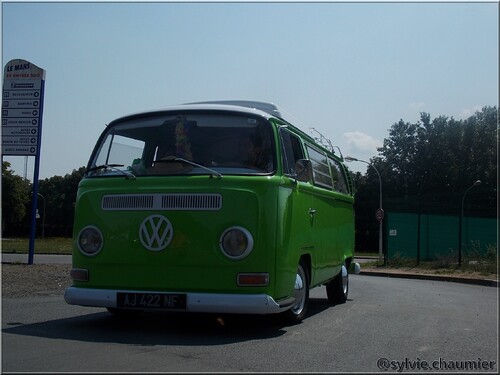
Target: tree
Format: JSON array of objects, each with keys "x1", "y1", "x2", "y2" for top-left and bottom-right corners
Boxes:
[
  {"x1": 38, "y1": 166, "x2": 86, "y2": 236},
  {"x1": 353, "y1": 106, "x2": 497, "y2": 252},
  {"x1": 1, "y1": 161, "x2": 31, "y2": 236},
  {"x1": 0, "y1": 164, "x2": 86, "y2": 238},
  {"x1": 376, "y1": 106, "x2": 497, "y2": 214}
]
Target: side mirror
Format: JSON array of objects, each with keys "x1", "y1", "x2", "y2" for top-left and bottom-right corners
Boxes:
[{"x1": 295, "y1": 159, "x2": 313, "y2": 183}]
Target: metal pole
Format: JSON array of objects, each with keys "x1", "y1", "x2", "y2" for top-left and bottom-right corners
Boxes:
[
  {"x1": 458, "y1": 180, "x2": 481, "y2": 266},
  {"x1": 374, "y1": 166, "x2": 383, "y2": 263},
  {"x1": 27, "y1": 78, "x2": 45, "y2": 265}
]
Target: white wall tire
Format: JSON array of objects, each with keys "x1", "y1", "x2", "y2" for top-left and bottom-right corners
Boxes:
[
  {"x1": 283, "y1": 260, "x2": 309, "y2": 324},
  {"x1": 326, "y1": 263, "x2": 349, "y2": 304}
]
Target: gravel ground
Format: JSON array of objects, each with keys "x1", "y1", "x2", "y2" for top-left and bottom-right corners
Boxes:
[{"x1": 1, "y1": 263, "x2": 72, "y2": 298}]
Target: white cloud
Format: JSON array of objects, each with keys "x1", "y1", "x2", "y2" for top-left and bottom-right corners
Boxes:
[
  {"x1": 341, "y1": 131, "x2": 383, "y2": 173},
  {"x1": 342, "y1": 131, "x2": 382, "y2": 153},
  {"x1": 409, "y1": 102, "x2": 425, "y2": 109},
  {"x1": 459, "y1": 105, "x2": 482, "y2": 119}
]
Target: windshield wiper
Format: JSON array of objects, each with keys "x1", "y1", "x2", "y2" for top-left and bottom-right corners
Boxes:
[
  {"x1": 87, "y1": 164, "x2": 136, "y2": 180},
  {"x1": 156, "y1": 157, "x2": 222, "y2": 179}
]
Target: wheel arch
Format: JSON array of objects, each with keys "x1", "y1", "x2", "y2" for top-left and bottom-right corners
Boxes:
[{"x1": 344, "y1": 256, "x2": 353, "y2": 270}]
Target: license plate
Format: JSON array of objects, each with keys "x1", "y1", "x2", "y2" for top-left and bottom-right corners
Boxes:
[{"x1": 117, "y1": 292, "x2": 186, "y2": 309}]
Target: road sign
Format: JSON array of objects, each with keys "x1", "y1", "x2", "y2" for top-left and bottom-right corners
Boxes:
[
  {"x1": 2, "y1": 59, "x2": 46, "y2": 265},
  {"x1": 375, "y1": 208, "x2": 384, "y2": 222},
  {"x1": 2, "y1": 59, "x2": 46, "y2": 156}
]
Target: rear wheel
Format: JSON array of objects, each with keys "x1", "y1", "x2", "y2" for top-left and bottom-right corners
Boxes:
[
  {"x1": 326, "y1": 262, "x2": 349, "y2": 304},
  {"x1": 283, "y1": 260, "x2": 309, "y2": 324}
]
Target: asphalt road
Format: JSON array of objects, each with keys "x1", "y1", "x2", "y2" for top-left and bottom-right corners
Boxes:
[{"x1": 2, "y1": 275, "x2": 497, "y2": 373}]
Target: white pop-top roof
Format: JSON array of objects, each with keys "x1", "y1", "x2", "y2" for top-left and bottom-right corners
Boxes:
[
  {"x1": 109, "y1": 100, "x2": 289, "y2": 126},
  {"x1": 185, "y1": 100, "x2": 283, "y2": 118}
]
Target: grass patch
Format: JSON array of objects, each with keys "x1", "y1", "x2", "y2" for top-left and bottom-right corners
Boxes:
[
  {"x1": 365, "y1": 245, "x2": 497, "y2": 277},
  {"x1": 1, "y1": 237, "x2": 72, "y2": 255}
]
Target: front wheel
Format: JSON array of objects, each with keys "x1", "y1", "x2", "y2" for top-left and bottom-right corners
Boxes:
[
  {"x1": 283, "y1": 261, "x2": 309, "y2": 324},
  {"x1": 326, "y1": 263, "x2": 349, "y2": 304}
]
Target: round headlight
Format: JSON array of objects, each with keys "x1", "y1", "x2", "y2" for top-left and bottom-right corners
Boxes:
[
  {"x1": 219, "y1": 226, "x2": 254, "y2": 260},
  {"x1": 78, "y1": 226, "x2": 103, "y2": 256}
]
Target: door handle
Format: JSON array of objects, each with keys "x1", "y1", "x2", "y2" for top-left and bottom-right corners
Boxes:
[{"x1": 308, "y1": 208, "x2": 317, "y2": 217}]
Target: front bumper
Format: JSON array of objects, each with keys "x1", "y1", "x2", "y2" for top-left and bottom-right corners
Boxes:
[{"x1": 64, "y1": 287, "x2": 294, "y2": 315}]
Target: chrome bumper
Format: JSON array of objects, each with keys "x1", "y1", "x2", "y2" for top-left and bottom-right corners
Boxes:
[{"x1": 64, "y1": 287, "x2": 293, "y2": 315}]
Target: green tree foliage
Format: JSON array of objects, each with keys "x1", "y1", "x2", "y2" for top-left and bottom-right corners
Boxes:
[
  {"x1": 1, "y1": 165, "x2": 85, "y2": 238},
  {"x1": 37, "y1": 166, "x2": 86, "y2": 237},
  {"x1": 1, "y1": 161, "x2": 31, "y2": 235},
  {"x1": 354, "y1": 106, "x2": 498, "y2": 252}
]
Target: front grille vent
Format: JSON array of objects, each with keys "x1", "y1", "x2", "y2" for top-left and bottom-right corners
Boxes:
[{"x1": 102, "y1": 193, "x2": 222, "y2": 211}]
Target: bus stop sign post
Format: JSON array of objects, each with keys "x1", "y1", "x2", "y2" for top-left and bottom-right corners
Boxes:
[{"x1": 1, "y1": 59, "x2": 46, "y2": 265}]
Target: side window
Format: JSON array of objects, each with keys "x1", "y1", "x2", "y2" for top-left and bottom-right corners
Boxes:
[
  {"x1": 306, "y1": 145, "x2": 333, "y2": 190},
  {"x1": 328, "y1": 157, "x2": 349, "y2": 194},
  {"x1": 280, "y1": 129, "x2": 304, "y2": 176}
]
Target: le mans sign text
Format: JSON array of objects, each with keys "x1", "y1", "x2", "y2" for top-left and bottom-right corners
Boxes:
[{"x1": 2, "y1": 59, "x2": 46, "y2": 157}]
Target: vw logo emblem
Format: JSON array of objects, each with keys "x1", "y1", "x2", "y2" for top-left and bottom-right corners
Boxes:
[{"x1": 139, "y1": 215, "x2": 174, "y2": 251}]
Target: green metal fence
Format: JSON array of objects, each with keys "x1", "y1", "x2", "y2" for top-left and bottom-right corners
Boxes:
[{"x1": 386, "y1": 212, "x2": 498, "y2": 260}]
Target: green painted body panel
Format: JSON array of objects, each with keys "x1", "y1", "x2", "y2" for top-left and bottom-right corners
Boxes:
[{"x1": 73, "y1": 175, "x2": 282, "y2": 295}]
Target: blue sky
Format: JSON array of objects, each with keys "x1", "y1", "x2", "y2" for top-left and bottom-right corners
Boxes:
[{"x1": 1, "y1": 1, "x2": 498, "y2": 178}]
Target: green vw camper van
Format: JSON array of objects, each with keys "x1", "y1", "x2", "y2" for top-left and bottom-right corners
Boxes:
[{"x1": 64, "y1": 101, "x2": 360, "y2": 323}]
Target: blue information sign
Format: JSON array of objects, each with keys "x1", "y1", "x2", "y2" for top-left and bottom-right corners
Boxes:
[
  {"x1": 2, "y1": 59, "x2": 45, "y2": 156},
  {"x1": 2, "y1": 59, "x2": 46, "y2": 265}
]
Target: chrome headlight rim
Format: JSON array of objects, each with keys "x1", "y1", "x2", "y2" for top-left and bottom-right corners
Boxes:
[
  {"x1": 219, "y1": 226, "x2": 254, "y2": 260},
  {"x1": 77, "y1": 225, "x2": 104, "y2": 257}
]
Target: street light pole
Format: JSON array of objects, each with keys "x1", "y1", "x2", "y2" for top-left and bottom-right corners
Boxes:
[
  {"x1": 458, "y1": 180, "x2": 481, "y2": 266},
  {"x1": 345, "y1": 156, "x2": 384, "y2": 263}
]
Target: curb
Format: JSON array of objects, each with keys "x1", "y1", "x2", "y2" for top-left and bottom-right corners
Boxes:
[{"x1": 360, "y1": 270, "x2": 498, "y2": 287}]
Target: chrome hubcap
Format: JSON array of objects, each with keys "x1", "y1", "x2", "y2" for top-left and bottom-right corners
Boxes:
[{"x1": 341, "y1": 265, "x2": 348, "y2": 295}]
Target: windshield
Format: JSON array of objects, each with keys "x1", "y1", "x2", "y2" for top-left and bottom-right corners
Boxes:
[{"x1": 87, "y1": 112, "x2": 276, "y2": 178}]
